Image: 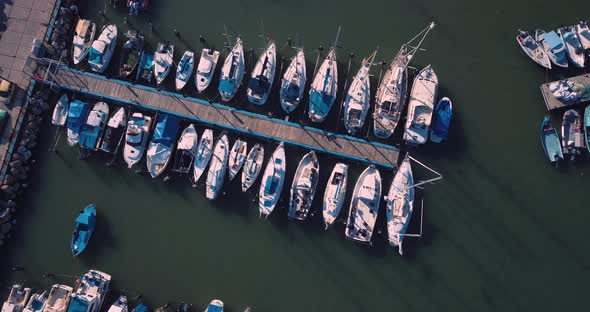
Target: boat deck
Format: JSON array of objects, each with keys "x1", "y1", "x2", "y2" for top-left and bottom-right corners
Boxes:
[{"x1": 540, "y1": 74, "x2": 590, "y2": 111}]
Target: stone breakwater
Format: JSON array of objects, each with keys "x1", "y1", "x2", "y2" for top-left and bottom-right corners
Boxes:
[{"x1": 46, "y1": 0, "x2": 79, "y2": 62}]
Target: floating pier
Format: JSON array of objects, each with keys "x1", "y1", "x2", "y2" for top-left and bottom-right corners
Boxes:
[{"x1": 540, "y1": 73, "x2": 590, "y2": 111}]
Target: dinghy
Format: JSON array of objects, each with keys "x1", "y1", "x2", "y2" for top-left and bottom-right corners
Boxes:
[
  {"x1": 88, "y1": 24, "x2": 117, "y2": 73},
  {"x1": 576, "y1": 21, "x2": 590, "y2": 50},
  {"x1": 79, "y1": 102, "x2": 109, "y2": 151},
  {"x1": 288, "y1": 151, "x2": 319, "y2": 221},
  {"x1": 558, "y1": 27, "x2": 585, "y2": 68},
  {"x1": 322, "y1": 163, "x2": 348, "y2": 229},
  {"x1": 66, "y1": 100, "x2": 91, "y2": 146},
  {"x1": 42, "y1": 285, "x2": 72, "y2": 312},
  {"x1": 247, "y1": 41, "x2": 277, "y2": 105},
  {"x1": 308, "y1": 27, "x2": 340, "y2": 123},
  {"x1": 345, "y1": 165, "x2": 381, "y2": 244},
  {"x1": 72, "y1": 19, "x2": 96, "y2": 65},
  {"x1": 172, "y1": 124, "x2": 198, "y2": 174},
  {"x1": 228, "y1": 139, "x2": 247, "y2": 180},
  {"x1": 541, "y1": 114, "x2": 563, "y2": 165},
  {"x1": 175, "y1": 50, "x2": 195, "y2": 91},
  {"x1": 343, "y1": 50, "x2": 377, "y2": 134},
  {"x1": 52, "y1": 94, "x2": 69, "y2": 126},
  {"x1": 535, "y1": 30, "x2": 569, "y2": 68},
  {"x1": 195, "y1": 49, "x2": 220, "y2": 93},
  {"x1": 2, "y1": 285, "x2": 31, "y2": 312},
  {"x1": 118, "y1": 31, "x2": 144, "y2": 78},
  {"x1": 23, "y1": 292, "x2": 47, "y2": 312},
  {"x1": 585, "y1": 106, "x2": 590, "y2": 154},
  {"x1": 106, "y1": 297, "x2": 127, "y2": 312},
  {"x1": 403, "y1": 65, "x2": 438, "y2": 145},
  {"x1": 280, "y1": 49, "x2": 306, "y2": 113},
  {"x1": 430, "y1": 97, "x2": 452, "y2": 143},
  {"x1": 136, "y1": 50, "x2": 154, "y2": 83},
  {"x1": 98, "y1": 107, "x2": 127, "y2": 154},
  {"x1": 218, "y1": 37, "x2": 245, "y2": 101},
  {"x1": 561, "y1": 109, "x2": 585, "y2": 160},
  {"x1": 241, "y1": 143, "x2": 264, "y2": 192},
  {"x1": 154, "y1": 42, "x2": 174, "y2": 85},
  {"x1": 385, "y1": 155, "x2": 414, "y2": 255},
  {"x1": 67, "y1": 270, "x2": 111, "y2": 312},
  {"x1": 192, "y1": 129, "x2": 214, "y2": 183},
  {"x1": 516, "y1": 30, "x2": 551, "y2": 69},
  {"x1": 205, "y1": 134, "x2": 229, "y2": 200},
  {"x1": 259, "y1": 142, "x2": 286, "y2": 218},
  {"x1": 123, "y1": 112, "x2": 153, "y2": 169},
  {"x1": 71, "y1": 204, "x2": 96, "y2": 256},
  {"x1": 204, "y1": 300, "x2": 223, "y2": 312},
  {"x1": 146, "y1": 114, "x2": 181, "y2": 178}
]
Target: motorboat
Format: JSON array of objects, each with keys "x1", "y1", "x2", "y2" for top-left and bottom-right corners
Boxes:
[
  {"x1": 72, "y1": 19, "x2": 96, "y2": 65},
  {"x1": 308, "y1": 27, "x2": 340, "y2": 123},
  {"x1": 516, "y1": 30, "x2": 551, "y2": 69},
  {"x1": 585, "y1": 105, "x2": 590, "y2": 154},
  {"x1": 540, "y1": 114, "x2": 563, "y2": 165},
  {"x1": 2, "y1": 284, "x2": 31, "y2": 312},
  {"x1": 106, "y1": 297, "x2": 127, "y2": 312},
  {"x1": 287, "y1": 151, "x2": 319, "y2": 221},
  {"x1": 192, "y1": 129, "x2": 213, "y2": 183},
  {"x1": 22, "y1": 292, "x2": 47, "y2": 312},
  {"x1": 403, "y1": 65, "x2": 438, "y2": 145},
  {"x1": 97, "y1": 107, "x2": 127, "y2": 154},
  {"x1": 123, "y1": 112, "x2": 153, "y2": 169},
  {"x1": 204, "y1": 300, "x2": 223, "y2": 312},
  {"x1": 385, "y1": 155, "x2": 414, "y2": 255},
  {"x1": 258, "y1": 142, "x2": 286, "y2": 218},
  {"x1": 171, "y1": 124, "x2": 198, "y2": 174},
  {"x1": 535, "y1": 29, "x2": 568, "y2": 68},
  {"x1": 322, "y1": 163, "x2": 348, "y2": 229},
  {"x1": 88, "y1": 24, "x2": 117, "y2": 73},
  {"x1": 247, "y1": 41, "x2": 277, "y2": 105},
  {"x1": 280, "y1": 49, "x2": 306, "y2": 113},
  {"x1": 136, "y1": 50, "x2": 154, "y2": 83},
  {"x1": 41, "y1": 285, "x2": 72, "y2": 312},
  {"x1": 228, "y1": 139, "x2": 247, "y2": 180},
  {"x1": 343, "y1": 50, "x2": 377, "y2": 134},
  {"x1": 71, "y1": 204, "x2": 96, "y2": 256},
  {"x1": 175, "y1": 50, "x2": 195, "y2": 91},
  {"x1": 205, "y1": 134, "x2": 229, "y2": 200},
  {"x1": 154, "y1": 42, "x2": 174, "y2": 85},
  {"x1": 146, "y1": 114, "x2": 181, "y2": 178},
  {"x1": 79, "y1": 102, "x2": 109, "y2": 151},
  {"x1": 119, "y1": 31, "x2": 144, "y2": 78},
  {"x1": 66, "y1": 270, "x2": 111, "y2": 312},
  {"x1": 218, "y1": 37, "x2": 245, "y2": 101},
  {"x1": 195, "y1": 49, "x2": 220, "y2": 92},
  {"x1": 66, "y1": 100, "x2": 91, "y2": 146},
  {"x1": 241, "y1": 143, "x2": 264, "y2": 192},
  {"x1": 561, "y1": 109, "x2": 585, "y2": 160},
  {"x1": 52, "y1": 94, "x2": 69, "y2": 126},
  {"x1": 576, "y1": 21, "x2": 590, "y2": 50},
  {"x1": 345, "y1": 165, "x2": 381, "y2": 244},
  {"x1": 558, "y1": 27, "x2": 585, "y2": 68},
  {"x1": 430, "y1": 97, "x2": 453, "y2": 143}
]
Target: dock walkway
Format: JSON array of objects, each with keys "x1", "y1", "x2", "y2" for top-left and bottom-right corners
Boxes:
[{"x1": 540, "y1": 74, "x2": 590, "y2": 111}]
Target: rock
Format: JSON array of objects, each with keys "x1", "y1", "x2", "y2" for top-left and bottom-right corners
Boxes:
[
  {"x1": 9, "y1": 160, "x2": 22, "y2": 168},
  {"x1": 3, "y1": 175, "x2": 14, "y2": 184},
  {"x1": 6, "y1": 200, "x2": 15, "y2": 208},
  {"x1": 21, "y1": 184, "x2": 28, "y2": 189},
  {"x1": 26, "y1": 141, "x2": 37, "y2": 149},
  {"x1": 11, "y1": 153, "x2": 23, "y2": 161}
]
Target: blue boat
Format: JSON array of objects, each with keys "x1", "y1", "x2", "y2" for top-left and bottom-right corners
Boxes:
[
  {"x1": 308, "y1": 27, "x2": 340, "y2": 123},
  {"x1": 132, "y1": 303, "x2": 149, "y2": 312},
  {"x1": 585, "y1": 105, "x2": 590, "y2": 153},
  {"x1": 66, "y1": 100, "x2": 91, "y2": 147},
  {"x1": 79, "y1": 102, "x2": 109, "y2": 151},
  {"x1": 136, "y1": 50, "x2": 155, "y2": 82},
  {"x1": 146, "y1": 114, "x2": 181, "y2": 178},
  {"x1": 430, "y1": 97, "x2": 453, "y2": 143},
  {"x1": 540, "y1": 114, "x2": 563, "y2": 165},
  {"x1": 71, "y1": 204, "x2": 96, "y2": 256}
]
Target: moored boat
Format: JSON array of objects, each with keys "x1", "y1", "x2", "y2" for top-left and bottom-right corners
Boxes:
[
  {"x1": 218, "y1": 37, "x2": 245, "y2": 101},
  {"x1": 67, "y1": 100, "x2": 91, "y2": 146},
  {"x1": 259, "y1": 142, "x2": 286, "y2": 218},
  {"x1": 204, "y1": 300, "x2": 223, "y2": 312},
  {"x1": 136, "y1": 50, "x2": 154, "y2": 83},
  {"x1": 576, "y1": 21, "x2": 590, "y2": 50},
  {"x1": 535, "y1": 29, "x2": 569, "y2": 68},
  {"x1": 206, "y1": 134, "x2": 229, "y2": 200},
  {"x1": 52, "y1": 94, "x2": 69, "y2": 126},
  {"x1": 175, "y1": 50, "x2": 195, "y2": 91},
  {"x1": 385, "y1": 155, "x2": 414, "y2": 255},
  {"x1": 343, "y1": 50, "x2": 377, "y2": 134},
  {"x1": 72, "y1": 19, "x2": 96, "y2": 65},
  {"x1": 172, "y1": 124, "x2": 198, "y2": 174},
  {"x1": 97, "y1": 107, "x2": 127, "y2": 154},
  {"x1": 430, "y1": 97, "x2": 453, "y2": 143},
  {"x1": 585, "y1": 105, "x2": 590, "y2": 154},
  {"x1": 42, "y1": 285, "x2": 72, "y2": 312},
  {"x1": 558, "y1": 27, "x2": 585, "y2": 68},
  {"x1": 241, "y1": 143, "x2": 264, "y2": 192},
  {"x1": 192, "y1": 129, "x2": 214, "y2": 183},
  {"x1": 154, "y1": 42, "x2": 174, "y2": 85},
  {"x1": 195, "y1": 48, "x2": 220, "y2": 93},
  {"x1": 127, "y1": 0, "x2": 148, "y2": 15},
  {"x1": 132, "y1": 304, "x2": 148, "y2": 312},
  {"x1": 22, "y1": 292, "x2": 47, "y2": 312},
  {"x1": 88, "y1": 24, "x2": 117, "y2": 73},
  {"x1": 106, "y1": 297, "x2": 127, "y2": 312},
  {"x1": 345, "y1": 165, "x2": 381, "y2": 244},
  {"x1": 541, "y1": 114, "x2": 563, "y2": 165},
  {"x1": 66, "y1": 270, "x2": 111, "y2": 312},
  {"x1": 308, "y1": 27, "x2": 340, "y2": 123},
  {"x1": 79, "y1": 102, "x2": 109, "y2": 151},
  {"x1": 403, "y1": 65, "x2": 438, "y2": 145},
  {"x1": 71, "y1": 204, "x2": 96, "y2": 256},
  {"x1": 561, "y1": 109, "x2": 585, "y2": 160},
  {"x1": 228, "y1": 139, "x2": 247, "y2": 180},
  {"x1": 119, "y1": 31, "x2": 144, "y2": 78},
  {"x1": 123, "y1": 112, "x2": 153, "y2": 169},
  {"x1": 287, "y1": 151, "x2": 319, "y2": 221},
  {"x1": 2, "y1": 284, "x2": 31, "y2": 312},
  {"x1": 322, "y1": 163, "x2": 348, "y2": 229},
  {"x1": 247, "y1": 41, "x2": 277, "y2": 105},
  {"x1": 516, "y1": 30, "x2": 551, "y2": 69},
  {"x1": 280, "y1": 49, "x2": 306, "y2": 113},
  {"x1": 146, "y1": 114, "x2": 181, "y2": 178}
]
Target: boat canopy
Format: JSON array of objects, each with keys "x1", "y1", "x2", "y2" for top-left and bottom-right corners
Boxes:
[
  {"x1": 309, "y1": 91, "x2": 334, "y2": 115},
  {"x1": 153, "y1": 115, "x2": 180, "y2": 146},
  {"x1": 66, "y1": 297, "x2": 88, "y2": 312},
  {"x1": 67, "y1": 101, "x2": 90, "y2": 132},
  {"x1": 433, "y1": 101, "x2": 452, "y2": 137},
  {"x1": 206, "y1": 305, "x2": 222, "y2": 312},
  {"x1": 219, "y1": 79, "x2": 237, "y2": 93},
  {"x1": 89, "y1": 48, "x2": 104, "y2": 64},
  {"x1": 248, "y1": 76, "x2": 270, "y2": 96},
  {"x1": 133, "y1": 304, "x2": 148, "y2": 312},
  {"x1": 283, "y1": 83, "x2": 300, "y2": 101},
  {"x1": 545, "y1": 31, "x2": 564, "y2": 50}
]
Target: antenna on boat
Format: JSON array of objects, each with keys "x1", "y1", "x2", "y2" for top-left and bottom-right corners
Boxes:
[{"x1": 222, "y1": 24, "x2": 233, "y2": 51}]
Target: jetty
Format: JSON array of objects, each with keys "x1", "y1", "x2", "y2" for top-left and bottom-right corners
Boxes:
[{"x1": 540, "y1": 73, "x2": 590, "y2": 111}]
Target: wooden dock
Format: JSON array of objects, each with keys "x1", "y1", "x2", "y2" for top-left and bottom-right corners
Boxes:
[
  {"x1": 35, "y1": 65, "x2": 400, "y2": 168},
  {"x1": 540, "y1": 73, "x2": 590, "y2": 111}
]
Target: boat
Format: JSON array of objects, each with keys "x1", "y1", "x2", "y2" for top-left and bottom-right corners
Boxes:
[
  {"x1": 22, "y1": 292, "x2": 47, "y2": 312},
  {"x1": 241, "y1": 143, "x2": 264, "y2": 192},
  {"x1": 218, "y1": 37, "x2": 245, "y2": 101},
  {"x1": 136, "y1": 50, "x2": 154, "y2": 83},
  {"x1": 79, "y1": 102, "x2": 109, "y2": 151},
  {"x1": 541, "y1": 114, "x2": 563, "y2": 165},
  {"x1": 345, "y1": 165, "x2": 381, "y2": 244},
  {"x1": 71, "y1": 204, "x2": 96, "y2": 256},
  {"x1": 119, "y1": 31, "x2": 144, "y2": 78},
  {"x1": 42, "y1": 285, "x2": 72, "y2": 312},
  {"x1": 195, "y1": 48, "x2": 220, "y2": 93},
  {"x1": 88, "y1": 24, "x2": 117, "y2": 73},
  {"x1": 247, "y1": 41, "x2": 277, "y2": 105},
  {"x1": 403, "y1": 65, "x2": 438, "y2": 145},
  {"x1": 72, "y1": 19, "x2": 96, "y2": 65},
  {"x1": 343, "y1": 50, "x2": 377, "y2": 134},
  {"x1": 192, "y1": 129, "x2": 214, "y2": 183},
  {"x1": 127, "y1": 0, "x2": 148, "y2": 15},
  {"x1": 228, "y1": 139, "x2": 247, "y2": 180},
  {"x1": 204, "y1": 300, "x2": 223, "y2": 312},
  {"x1": 97, "y1": 107, "x2": 127, "y2": 154},
  {"x1": 308, "y1": 27, "x2": 340, "y2": 123},
  {"x1": 132, "y1": 305, "x2": 148, "y2": 312},
  {"x1": 280, "y1": 48, "x2": 306, "y2": 113},
  {"x1": 154, "y1": 42, "x2": 174, "y2": 85},
  {"x1": 535, "y1": 29, "x2": 569, "y2": 68},
  {"x1": 176, "y1": 304, "x2": 191, "y2": 312},
  {"x1": 2, "y1": 284, "x2": 31, "y2": 312},
  {"x1": 123, "y1": 112, "x2": 153, "y2": 168},
  {"x1": 258, "y1": 142, "x2": 286, "y2": 218},
  {"x1": 576, "y1": 21, "x2": 590, "y2": 50},
  {"x1": 66, "y1": 270, "x2": 111, "y2": 312},
  {"x1": 146, "y1": 114, "x2": 181, "y2": 178},
  {"x1": 66, "y1": 100, "x2": 91, "y2": 146},
  {"x1": 385, "y1": 155, "x2": 414, "y2": 255},
  {"x1": 287, "y1": 151, "x2": 319, "y2": 221},
  {"x1": 205, "y1": 134, "x2": 229, "y2": 200},
  {"x1": 557, "y1": 27, "x2": 585, "y2": 68},
  {"x1": 322, "y1": 163, "x2": 348, "y2": 229},
  {"x1": 561, "y1": 109, "x2": 585, "y2": 160},
  {"x1": 52, "y1": 94, "x2": 69, "y2": 126},
  {"x1": 516, "y1": 30, "x2": 551, "y2": 69},
  {"x1": 430, "y1": 97, "x2": 453, "y2": 143},
  {"x1": 106, "y1": 297, "x2": 126, "y2": 312},
  {"x1": 585, "y1": 106, "x2": 590, "y2": 154},
  {"x1": 171, "y1": 124, "x2": 198, "y2": 174},
  {"x1": 175, "y1": 50, "x2": 195, "y2": 91}
]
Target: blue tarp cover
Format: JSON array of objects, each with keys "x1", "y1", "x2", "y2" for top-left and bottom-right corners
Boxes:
[
  {"x1": 206, "y1": 304, "x2": 223, "y2": 312},
  {"x1": 153, "y1": 114, "x2": 180, "y2": 145},
  {"x1": 67, "y1": 101, "x2": 90, "y2": 133},
  {"x1": 133, "y1": 304, "x2": 148, "y2": 312},
  {"x1": 545, "y1": 31, "x2": 564, "y2": 49},
  {"x1": 218, "y1": 79, "x2": 236, "y2": 94},
  {"x1": 89, "y1": 48, "x2": 103, "y2": 64},
  {"x1": 433, "y1": 100, "x2": 452, "y2": 138},
  {"x1": 66, "y1": 297, "x2": 88, "y2": 312}
]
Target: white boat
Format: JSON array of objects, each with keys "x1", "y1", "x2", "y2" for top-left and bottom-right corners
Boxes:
[
  {"x1": 247, "y1": 41, "x2": 277, "y2": 105},
  {"x1": 2, "y1": 284, "x2": 31, "y2": 312},
  {"x1": 205, "y1": 134, "x2": 229, "y2": 200},
  {"x1": 172, "y1": 124, "x2": 198, "y2": 174},
  {"x1": 146, "y1": 115, "x2": 181, "y2": 178},
  {"x1": 258, "y1": 142, "x2": 286, "y2": 218},
  {"x1": 403, "y1": 65, "x2": 438, "y2": 145},
  {"x1": 228, "y1": 139, "x2": 247, "y2": 180},
  {"x1": 287, "y1": 151, "x2": 319, "y2": 221},
  {"x1": 535, "y1": 29, "x2": 569, "y2": 68},
  {"x1": 322, "y1": 163, "x2": 348, "y2": 229},
  {"x1": 22, "y1": 292, "x2": 47, "y2": 312},
  {"x1": 154, "y1": 42, "x2": 174, "y2": 85},
  {"x1": 280, "y1": 49, "x2": 306, "y2": 113},
  {"x1": 175, "y1": 50, "x2": 195, "y2": 91},
  {"x1": 42, "y1": 285, "x2": 73, "y2": 312},
  {"x1": 558, "y1": 27, "x2": 585, "y2": 68},
  {"x1": 345, "y1": 165, "x2": 381, "y2": 244},
  {"x1": 343, "y1": 50, "x2": 377, "y2": 134},
  {"x1": 516, "y1": 30, "x2": 551, "y2": 69},
  {"x1": 88, "y1": 24, "x2": 117, "y2": 73},
  {"x1": 386, "y1": 155, "x2": 414, "y2": 255},
  {"x1": 192, "y1": 129, "x2": 214, "y2": 183},
  {"x1": 241, "y1": 143, "x2": 264, "y2": 192},
  {"x1": 65, "y1": 270, "x2": 111, "y2": 312},
  {"x1": 576, "y1": 21, "x2": 590, "y2": 50},
  {"x1": 97, "y1": 107, "x2": 127, "y2": 154},
  {"x1": 123, "y1": 112, "x2": 152, "y2": 169},
  {"x1": 308, "y1": 27, "x2": 340, "y2": 123},
  {"x1": 195, "y1": 49, "x2": 220, "y2": 92},
  {"x1": 52, "y1": 94, "x2": 69, "y2": 126},
  {"x1": 204, "y1": 300, "x2": 223, "y2": 312},
  {"x1": 106, "y1": 297, "x2": 127, "y2": 312},
  {"x1": 218, "y1": 37, "x2": 245, "y2": 101},
  {"x1": 72, "y1": 19, "x2": 96, "y2": 65}
]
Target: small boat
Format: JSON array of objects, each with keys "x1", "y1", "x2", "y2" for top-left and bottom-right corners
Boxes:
[
  {"x1": 175, "y1": 50, "x2": 195, "y2": 91},
  {"x1": 585, "y1": 106, "x2": 590, "y2": 154},
  {"x1": 154, "y1": 42, "x2": 174, "y2": 85},
  {"x1": 72, "y1": 19, "x2": 96, "y2": 65},
  {"x1": 88, "y1": 24, "x2": 117, "y2": 73},
  {"x1": 41, "y1": 285, "x2": 72, "y2": 312},
  {"x1": 22, "y1": 292, "x2": 47, "y2": 312},
  {"x1": 576, "y1": 21, "x2": 590, "y2": 50},
  {"x1": 430, "y1": 97, "x2": 453, "y2": 143},
  {"x1": 541, "y1": 114, "x2": 563, "y2": 165},
  {"x1": 259, "y1": 142, "x2": 286, "y2": 218},
  {"x1": 66, "y1": 270, "x2": 111, "y2": 312},
  {"x1": 106, "y1": 296, "x2": 127, "y2": 312},
  {"x1": 403, "y1": 65, "x2": 438, "y2": 145},
  {"x1": 561, "y1": 109, "x2": 585, "y2": 160},
  {"x1": 218, "y1": 37, "x2": 245, "y2": 101},
  {"x1": 287, "y1": 151, "x2": 320, "y2": 221},
  {"x1": 79, "y1": 102, "x2": 109, "y2": 151},
  {"x1": 71, "y1": 204, "x2": 96, "y2": 256},
  {"x1": 136, "y1": 50, "x2": 155, "y2": 83},
  {"x1": 280, "y1": 49, "x2": 306, "y2": 113},
  {"x1": 52, "y1": 94, "x2": 69, "y2": 126},
  {"x1": 558, "y1": 27, "x2": 585, "y2": 68},
  {"x1": 172, "y1": 124, "x2": 198, "y2": 174},
  {"x1": 308, "y1": 27, "x2": 340, "y2": 123},
  {"x1": 516, "y1": 30, "x2": 551, "y2": 69},
  {"x1": 204, "y1": 300, "x2": 223, "y2": 312},
  {"x1": 241, "y1": 143, "x2": 264, "y2": 192},
  {"x1": 131, "y1": 304, "x2": 148, "y2": 312},
  {"x1": 322, "y1": 163, "x2": 348, "y2": 229},
  {"x1": 228, "y1": 139, "x2": 247, "y2": 180},
  {"x1": 205, "y1": 134, "x2": 229, "y2": 200},
  {"x1": 123, "y1": 112, "x2": 153, "y2": 169},
  {"x1": 146, "y1": 114, "x2": 181, "y2": 178},
  {"x1": 247, "y1": 41, "x2": 277, "y2": 105},
  {"x1": 385, "y1": 155, "x2": 414, "y2": 255},
  {"x1": 345, "y1": 165, "x2": 381, "y2": 244},
  {"x1": 535, "y1": 30, "x2": 569, "y2": 68},
  {"x1": 97, "y1": 107, "x2": 127, "y2": 154},
  {"x1": 66, "y1": 100, "x2": 91, "y2": 146},
  {"x1": 119, "y1": 31, "x2": 144, "y2": 78},
  {"x1": 195, "y1": 48, "x2": 220, "y2": 93},
  {"x1": 176, "y1": 304, "x2": 191, "y2": 312},
  {"x1": 2, "y1": 285, "x2": 31, "y2": 312},
  {"x1": 192, "y1": 129, "x2": 214, "y2": 183},
  {"x1": 343, "y1": 50, "x2": 377, "y2": 134},
  {"x1": 127, "y1": 0, "x2": 148, "y2": 15}
]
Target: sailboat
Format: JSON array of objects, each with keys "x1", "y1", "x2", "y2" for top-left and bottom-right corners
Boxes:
[
  {"x1": 205, "y1": 134, "x2": 229, "y2": 200},
  {"x1": 154, "y1": 42, "x2": 174, "y2": 85},
  {"x1": 171, "y1": 124, "x2": 198, "y2": 174},
  {"x1": 385, "y1": 155, "x2": 414, "y2": 255},
  {"x1": 106, "y1": 297, "x2": 127, "y2": 312},
  {"x1": 195, "y1": 48, "x2": 220, "y2": 92},
  {"x1": 52, "y1": 94, "x2": 69, "y2": 126},
  {"x1": 576, "y1": 21, "x2": 590, "y2": 50},
  {"x1": 343, "y1": 49, "x2": 377, "y2": 134},
  {"x1": 192, "y1": 129, "x2": 214, "y2": 183},
  {"x1": 72, "y1": 19, "x2": 96, "y2": 65},
  {"x1": 123, "y1": 112, "x2": 153, "y2": 169},
  {"x1": 97, "y1": 107, "x2": 127, "y2": 154},
  {"x1": 66, "y1": 270, "x2": 111, "y2": 312},
  {"x1": 280, "y1": 48, "x2": 306, "y2": 113},
  {"x1": 430, "y1": 97, "x2": 453, "y2": 143},
  {"x1": 2, "y1": 285, "x2": 31, "y2": 312},
  {"x1": 218, "y1": 36, "x2": 245, "y2": 101},
  {"x1": 516, "y1": 30, "x2": 552, "y2": 69},
  {"x1": 535, "y1": 29, "x2": 569, "y2": 68},
  {"x1": 66, "y1": 100, "x2": 91, "y2": 146},
  {"x1": 322, "y1": 163, "x2": 348, "y2": 229},
  {"x1": 540, "y1": 114, "x2": 563, "y2": 165},
  {"x1": 118, "y1": 31, "x2": 144, "y2": 78},
  {"x1": 247, "y1": 41, "x2": 277, "y2": 105},
  {"x1": 228, "y1": 139, "x2": 247, "y2": 180},
  {"x1": 41, "y1": 285, "x2": 72, "y2": 312},
  {"x1": 88, "y1": 24, "x2": 117, "y2": 73},
  {"x1": 288, "y1": 151, "x2": 320, "y2": 221},
  {"x1": 345, "y1": 165, "x2": 381, "y2": 244},
  {"x1": 308, "y1": 27, "x2": 340, "y2": 123},
  {"x1": 79, "y1": 102, "x2": 109, "y2": 151},
  {"x1": 241, "y1": 143, "x2": 264, "y2": 192},
  {"x1": 403, "y1": 65, "x2": 438, "y2": 145},
  {"x1": 557, "y1": 27, "x2": 585, "y2": 68},
  {"x1": 561, "y1": 109, "x2": 585, "y2": 160},
  {"x1": 71, "y1": 204, "x2": 96, "y2": 256},
  {"x1": 175, "y1": 50, "x2": 195, "y2": 91},
  {"x1": 146, "y1": 114, "x2": 181, "y2": 178},
  {"x1": 259, "y1": 142, "x2": 286, "y2": 218}
]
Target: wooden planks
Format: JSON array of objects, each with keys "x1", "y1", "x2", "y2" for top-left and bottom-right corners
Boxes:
[{"x1": 540, "y1": 74, "x2": 590, "y2": 111}]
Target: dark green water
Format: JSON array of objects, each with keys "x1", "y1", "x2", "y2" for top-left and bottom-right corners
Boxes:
[{"x1": 1, "y1": 0, "x2": 590, "y2": 311}]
